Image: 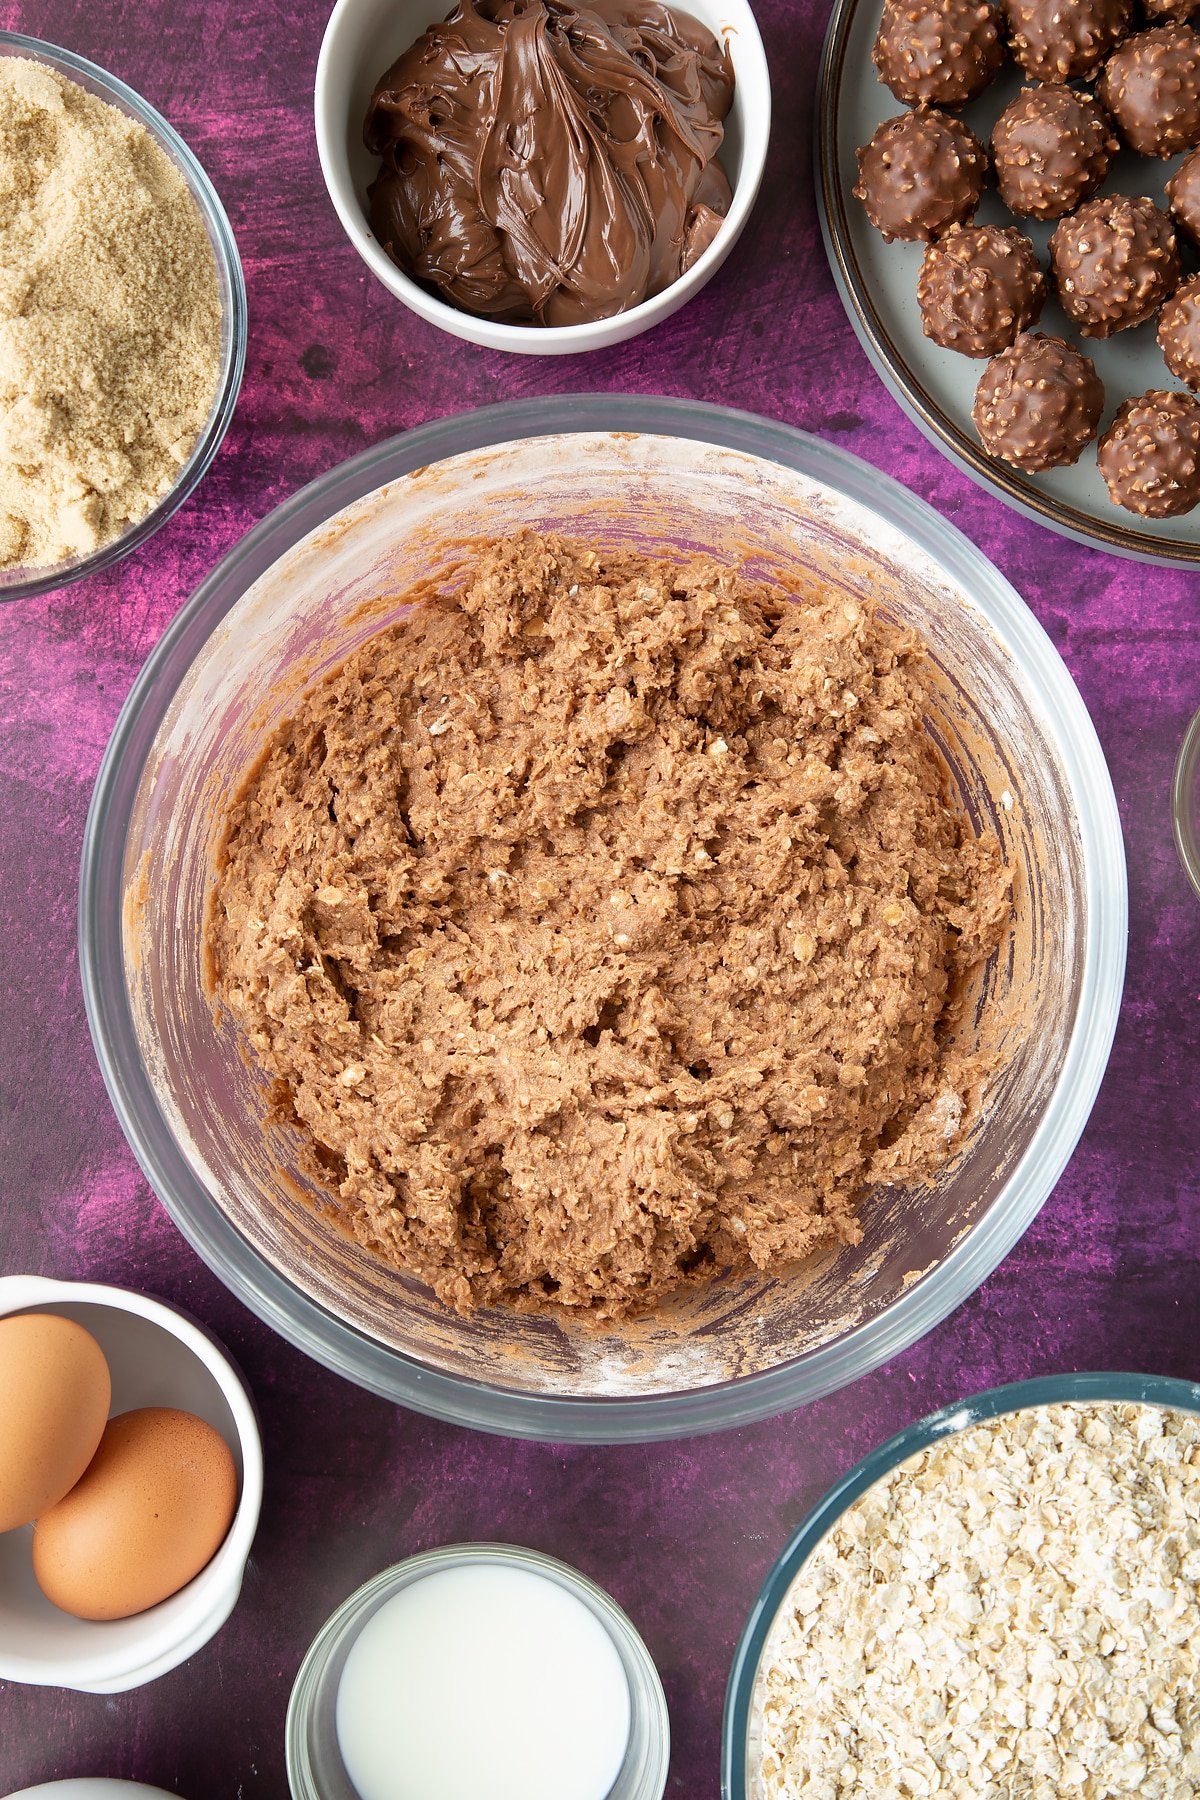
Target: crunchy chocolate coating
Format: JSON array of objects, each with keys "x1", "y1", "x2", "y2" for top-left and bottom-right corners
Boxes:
[
  {"x1": 1099, "y1": 25, "x2": 1200, "y2": 156},
  {"x1": 1167, "y1": 146, "x2": 1200, "y2": 246},
  {"x1": 873, "y1": 0, "x2": 1005, "y2": 107},
  {"x1": 972, "y1": 332, "x2": 1104, "y2": 469},
  {"x1": 854, "y1": 109, "x2": 989, "y2": 242},
  {"x1": 1001, "y1": 0, "x2": 1132, "y2": 82},
  {"x1": 917, "y1": 223, "x2": 1046, "y2": 355},
  {"x1": 1143, "y1": 0, "x2": 1200, "y2": 19},
  {"x1": 1049, "y1": 195, "x2": 1179, "y2": 337},
  {"x1": 1157, "y1": 272, "x2": 1200, "y2": 388},
  {"x1": 1098, "y1": 388, "x2": 1200, "y2": 515},
  {"x1": 363, "y1": 0, "x2": 735, "y2": 327},
  {"x1": 991, "y1": 85, "x2": 1117, "y2": 219}
]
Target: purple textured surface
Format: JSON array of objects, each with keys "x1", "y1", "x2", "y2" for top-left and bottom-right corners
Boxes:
[{"x1": 0, "y1": 0, "x2": 1198, "y2": 1794}]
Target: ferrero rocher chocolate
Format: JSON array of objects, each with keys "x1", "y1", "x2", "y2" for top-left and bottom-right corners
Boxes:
[
  {"x1": 1001, "y1": 0, "x2": 1131, "y2": 83},
  {"x1": 991, "y1": 85, "x2": 1117, "y2": 220},
  {"x1": 1099, "y1": 24, "x2": 1200, "y2": 157},
  {"x1": 1167, "y1": 148, "x2": 1200, "y2": 248},
  {"x1": 973, "y1": 333, "x2": 1104, "y2": 470},
  {"x1": 1157, "y1": 274, "x2": 1200, "y2": 390},
  {"x1": 917, "y1": 223, "x2": 1046, "y2": 356},
  {"x1": 873, "y1": 0, "x2": 1004, "y2": 106},
  {"x1": 1049, "y1": 195, "x2": 1179, "y2": 338},
  {"x1": 1098, "y1": 390, "x2": 1200, "y2": 516},
  {"x1": 854, "y1": 108, "x2": 989, "y2": 242}
]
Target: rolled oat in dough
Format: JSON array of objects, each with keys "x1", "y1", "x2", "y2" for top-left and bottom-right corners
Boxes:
[{"x1": 207, "y1": 533, "x2": 1010, "y2": 1320}]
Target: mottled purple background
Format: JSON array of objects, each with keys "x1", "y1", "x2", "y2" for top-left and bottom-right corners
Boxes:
[{"x1": 0, "y1": 0, "x2": 1198, "y2": 1793}]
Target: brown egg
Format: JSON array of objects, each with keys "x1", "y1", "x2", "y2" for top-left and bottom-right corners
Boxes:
[
  {"x1": 0, "y1": 1312, "x2": 112, "y2": 1532},
  {"x1": 32, "y1": 1406, "x2": 238, "y2": 1620}
]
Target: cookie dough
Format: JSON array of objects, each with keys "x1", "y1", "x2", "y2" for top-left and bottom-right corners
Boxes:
[{"x1": 208, "y1": 535, "x2": 1009, "y2": 1321}]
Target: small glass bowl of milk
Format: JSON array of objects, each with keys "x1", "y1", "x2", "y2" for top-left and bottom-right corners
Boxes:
[{"x1": 286, "y1": 1543, "x2": 670, "y2": 1800}]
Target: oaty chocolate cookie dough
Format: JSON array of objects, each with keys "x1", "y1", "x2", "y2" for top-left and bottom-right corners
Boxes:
[{"x1": 207, "y1": 534, "x2": 1009, "y2": 1322}]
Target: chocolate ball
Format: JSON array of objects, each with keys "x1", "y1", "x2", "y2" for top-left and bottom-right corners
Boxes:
[
  {"x1": 854, "y1": 109, "x2": 989, "y2": 242},
  {"x1": 1167, "y1": 146, "x2": 1200, "y2": 246},
  {"x1": 1098, "y1": 389, "x2": 1200, "y2": 515},
  {"x1": 972, "y1": 332, "x2": 1104, "y2": 469},
  {"x1": 873, "y1": 0, "x2": 1005, "y2": 107},
  {"x1": 1099, "y1": 25, "x2": 1200, "y2": 156},
  {"x1": 1001, "y1": 0, "x2": 1132, "y2": 83},
  {"x1": 917, "y1": 223, "x2": 1046, "y2": 355},
  {"x1": 1142, "y1": 0, "x2": 1200, "y2": 22},
  {"x1": 1049, "y1": 195, "x2": 1179, "y2": 337},
  {"x1": 991, "y1": 85, "x2": 1118, "y2": 219},
  {"x1": 1157, "y1": 272, "x2": 1200, "y2": 388}
]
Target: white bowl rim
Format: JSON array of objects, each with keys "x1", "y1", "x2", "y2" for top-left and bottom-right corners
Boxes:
[
  {"x1": 0, "y1": 1274, "x2": 263, "y2": 1691},
  {"x1": 313, "y1": 0, "x2": 772, "y2": 353}
]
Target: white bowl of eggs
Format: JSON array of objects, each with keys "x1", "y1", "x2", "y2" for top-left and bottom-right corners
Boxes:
[{"x1": 0, "y1": 1275, "x2": 262, "y2": 1693}]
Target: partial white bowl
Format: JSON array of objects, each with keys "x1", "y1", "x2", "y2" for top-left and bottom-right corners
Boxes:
[
  {"x1": 4, "y1": 1786, "x2": 181, "y2": 1799},
  {"x1": 0, "y1": 1275, "x2": 262, "y2": 1693},
  {"x1": 314, "y1": 0, "x2": 771, "y2": 355}
]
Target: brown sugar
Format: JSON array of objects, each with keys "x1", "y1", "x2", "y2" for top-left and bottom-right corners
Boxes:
[
  {"x1": 207, "y1": 534, "x2": 1010, "y2": 1321},
  {"x1": 0, "y1": 58, "x2": 222, "y2": 570}
]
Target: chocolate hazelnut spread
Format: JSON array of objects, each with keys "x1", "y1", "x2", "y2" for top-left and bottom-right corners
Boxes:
[
  {"x1": 207, "y1": 535, "x2": 1010, "y2": 1322},
  {"x1": 363, "y1": 0, "x2": 734, "y2": 326}
]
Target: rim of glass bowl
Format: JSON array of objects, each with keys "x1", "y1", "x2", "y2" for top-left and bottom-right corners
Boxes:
[
  {"x1": 0, "y1": 31, "x2": 247, "y2": 604},
  {"x1": 721, "y1": 1370, "x2": 1200, "y2": 1800},
  {"x1": 1173, "y1": 705, "x2": 1200, "y2": 902},
  {"x1": 285, "y1": 1544, "x2": 670, "y2": 1800},
  {"x1": 79, "y1": 395, "x2": 1128, "y2": 1443}
]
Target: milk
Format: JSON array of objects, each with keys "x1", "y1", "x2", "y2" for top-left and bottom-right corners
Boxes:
[{"x1": 335, "y1": 1560, "x2": 632, "y2": 1800}]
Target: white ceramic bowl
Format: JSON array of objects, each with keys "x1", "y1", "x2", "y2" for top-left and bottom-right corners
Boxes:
[
  {"x1": 0, "y1": 1276, "x2": 262, "y2": 1693},
  {"x1": 314, "y1": 0, "x2": 771, "y2": 354}
]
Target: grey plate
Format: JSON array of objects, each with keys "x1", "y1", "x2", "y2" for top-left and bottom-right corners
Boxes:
[{"x1": 817, "y1": 0, "x2": 1200, "y2": 566}]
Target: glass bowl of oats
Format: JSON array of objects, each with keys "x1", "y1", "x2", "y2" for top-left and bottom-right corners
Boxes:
[
  {"x1": 0, "y1": 33, "x2": 246, "y2": 602},
  {"x1": 80, "y1": 396, "x2": 1126, "y2": 1441},
  {"x1": 724, "y1": 1372, "x2": 1200, "y2": 1799}
]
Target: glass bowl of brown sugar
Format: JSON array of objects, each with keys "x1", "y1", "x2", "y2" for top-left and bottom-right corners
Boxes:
[{"x1": 0, "y1": 33, "x2": 246, "y2": 603}]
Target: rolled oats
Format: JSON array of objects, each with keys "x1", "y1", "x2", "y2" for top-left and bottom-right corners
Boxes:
[{"x1": 756, "y1": 1402, "x2": 1200, "y2": 1799}]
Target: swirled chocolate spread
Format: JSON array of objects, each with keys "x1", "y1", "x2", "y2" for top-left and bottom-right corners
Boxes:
[{"x1": 363, "y1": 0, "x2": 735, "y2": 326}]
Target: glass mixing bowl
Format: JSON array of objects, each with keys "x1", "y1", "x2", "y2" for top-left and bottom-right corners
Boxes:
[
  {"x1": 0, "y1": 32, "x2": 246, "y2": 603},
  {"x1": 1174, "y1": 704, "x2": 1200, "y2": 901},
  {"x1": 79, "y1": 396, "x2": 1127, "y2": 1442},
  {"x1": 721, "y1": 1370, "x2": 1200, "y2": 1800}
]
